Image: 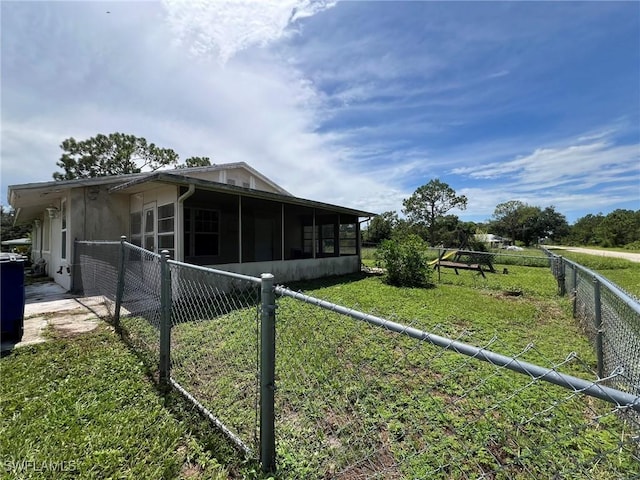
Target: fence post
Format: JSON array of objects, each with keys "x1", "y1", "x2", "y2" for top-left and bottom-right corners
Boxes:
[
  {"x1": 593, "y1": 276, "x2": 604, "y2": 379},
  {"x1": 113, "y1": 236, "x2": 127, "y2": 332},
  {"x1": 557, "y1": 257, "x2": 566, "y2": 296},
  {"x1": 260, "y1": 273, "x2": 276, "y2": 473},
  {"x1": 159, "y1": 250, "x2": 172, "y2": 388},
  {"x1": 571, "y1": 264, "x2": 578, "y2": 318}
]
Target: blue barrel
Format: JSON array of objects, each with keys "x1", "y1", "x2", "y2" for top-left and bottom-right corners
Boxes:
[{"x1": 0, "y1": 253, "x2": 26, "y2": 342}]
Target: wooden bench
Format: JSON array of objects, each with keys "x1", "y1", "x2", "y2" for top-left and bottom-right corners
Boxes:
[
  {"x1": 455, "y1": 249, "x2": 496, "y2": 273},
  {"x1": 435, "y1": 260, "x2": 486, "y2": 278}
]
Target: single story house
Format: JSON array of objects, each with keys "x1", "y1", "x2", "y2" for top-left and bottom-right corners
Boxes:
[
  {"x1": 473, "y1": 233, "x2": 511, "y2": 249},
  {"x1": 8, "y1": 163, "x2": 375, "y2": 290}
]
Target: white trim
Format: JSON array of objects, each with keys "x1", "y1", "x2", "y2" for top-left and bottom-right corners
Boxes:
[{"x1": 60, "y1": 198, "x2": 68, "y2": 261}]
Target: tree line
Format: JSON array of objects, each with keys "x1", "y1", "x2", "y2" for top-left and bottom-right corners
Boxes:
[
  {"x1": 364, "y1": 180, "x2": 640, "y2": 250},
  {"x1": 3, "y1": 132, "x2": 638, "y2": 251}
]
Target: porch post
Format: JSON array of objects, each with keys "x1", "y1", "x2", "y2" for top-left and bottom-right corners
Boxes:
[
  {"x1": 312, "y1": 209, "x2": 316, "y2": 259},
  {"x1": 281, "y1": 203, "x2": 285, "y2": 261},
  {"x1": 238, "y1": 195, "x2": 243, "y2": 264},
  {"x1": 336, "y1": 214, "x2": 340, "y2": 256}
]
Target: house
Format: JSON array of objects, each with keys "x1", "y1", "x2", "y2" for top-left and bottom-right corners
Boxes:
[
  {"x1": 473, "y1": 233, "x2": 511, "y2": 249},
  {"x1": 8, "y1": 163, "x2": 375, "y2": 290}
]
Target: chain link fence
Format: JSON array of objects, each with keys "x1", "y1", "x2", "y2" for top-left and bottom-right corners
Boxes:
[
  {"x1": 73, "y1": 239, "x2": 262, "y2": 456},
  {"x1": 73, "y1": 241, "x2": 121, "y2": 317},
  {"x1": 74, "y1": 240, "x2": 639, "y2": 476},
  {"x1": 543, "y1": 248, "x2": 640, "y2": 395},
  {"x1": 167, "y1": 260, "x2": 262, "y2": 454},
  {"x1": 273, "y1": 286, "x2": 639, "y2": 479}
]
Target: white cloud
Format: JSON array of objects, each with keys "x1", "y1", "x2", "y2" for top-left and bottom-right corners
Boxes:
[
  {"x1": 2, "y1": 1, "x2": 638, "y2": 225},
  {"x1": 451, "y1": 132, "x2": 640, "y2": 220},
  {"x1": 452, "y1": 139, "x2": 639, "y2": 190},
  {"x1": 161, "y1": 0, "x2": 336, "y2": 64}
]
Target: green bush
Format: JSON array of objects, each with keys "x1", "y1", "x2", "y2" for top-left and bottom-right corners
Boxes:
[
  {"x1": 376, "y1": 235, "x2": 434, "y2": 287},
  {"x1": 624, "y1": 240, "x2": 640, "y2": 251}
]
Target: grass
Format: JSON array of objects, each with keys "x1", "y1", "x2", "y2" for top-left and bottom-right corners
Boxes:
[
  {"x1": 121, "y1": 265, "x2": 637, "y2": 478},
  {"x1": 4, "y1": 258, "x2": 637, "y2": 478},
  {"x1": 273, "y1": 271, "x2": 637, "y2": 478},
  {"x1": 0, "y1": 324, "x2": 254, "y2": 479},
  {"x1": 550, "y1": 250, "x2": 640, "y2": 298}
]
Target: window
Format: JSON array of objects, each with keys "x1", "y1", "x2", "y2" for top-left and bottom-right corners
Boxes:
[
  {"x1": 339, "y1": 224, "x2": 357, "y2": 255},
  {"x1": 303, "y1": 223, "x2": 337, "y2": 257},
  {"x1": 227, "y1": 179, "x2": 236, "y2": 186},
  {"x1": 144, "y1": 208, "x2": 155, "y2": 252},
  {"x1": 303, "y1": 225, "x2": 316, "y2": 256},
  {"x1": 157, "y1": 203, "x2": 175, "y2": 258},
  {"x1": 130, "y1": 212, "x2": 142, "y2": 246},
  {"x1": 61, "y1": 199, "x2": 67, "y2": 260},
  {"x1": 184, "y1": 208, "x2": 220, "y2": 257},
  {"x1": 320, "y1": 224, "x2": 335, "y2": 254}
]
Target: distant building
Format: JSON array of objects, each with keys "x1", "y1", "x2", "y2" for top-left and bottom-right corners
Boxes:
[{"x1": 474, "y1": 233, "x2": 511, "y2": 249}]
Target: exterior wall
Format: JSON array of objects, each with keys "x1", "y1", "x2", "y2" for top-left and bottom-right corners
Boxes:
[
  {"x1": 72, "y1": 186, "x2": 130, "y2": 241},
  {"x1": 209, "y1": 256, "x2": 361, "y2": 284},
  {"x1": 184, "y1": 167, "x2": 281, "y2": 193},
  {"x1": 48, "y1": 194, "x2": 71, "y2": 290}
]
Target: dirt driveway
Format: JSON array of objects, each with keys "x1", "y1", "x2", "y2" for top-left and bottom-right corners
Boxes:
[{"x1": 546, "y1": 246, "x2": 640, "y2": 263}]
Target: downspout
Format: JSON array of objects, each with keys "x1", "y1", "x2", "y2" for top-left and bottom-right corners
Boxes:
[{"x1": 177, "y1": 184, "x2": 195, "y2": 262}]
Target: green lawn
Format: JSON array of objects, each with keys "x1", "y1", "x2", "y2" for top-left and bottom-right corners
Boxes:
[
  {"x1": 0, "y1": 326, "x2": 242, "y2": 480},
  {"x1": 550, "y1": 250, "x2": 640, "y2": 298},
  {"x1": 3, "y1": 261, "x2": 637, "y2": 479},
  {"x1": 122, "y1": 265, "x2": 637, "y2": 478}
]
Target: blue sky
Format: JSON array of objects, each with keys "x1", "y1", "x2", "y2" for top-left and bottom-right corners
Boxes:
[{"x1": 2, "y1": 0, "x2": 639, "y2": 224}]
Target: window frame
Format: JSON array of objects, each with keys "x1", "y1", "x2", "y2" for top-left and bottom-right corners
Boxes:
[
  {"x1": 157, "y1": 203, "x2": 175, "y2": 258},
  {"x1": 339, "y1": 223, "x2": 358, "y2": 255},
  {"x1": 184, "y1": 207, "x2": 221, "y2": 258}
]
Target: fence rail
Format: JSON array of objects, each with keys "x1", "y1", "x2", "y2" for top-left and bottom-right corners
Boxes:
[
  {"x1": 74, "y1": 240, "x2": 640, "y2": 477},
  {"x1": 74, "y1": 239, "x2": 263, "y2": 458},
  {"x1": 543, "y1": 247, "x2": 640, "y2": 394}
]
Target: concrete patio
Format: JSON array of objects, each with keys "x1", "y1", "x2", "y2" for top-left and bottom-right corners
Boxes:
[{"x1": 1, "y1": 281, "x2": 113, "y2": 353}]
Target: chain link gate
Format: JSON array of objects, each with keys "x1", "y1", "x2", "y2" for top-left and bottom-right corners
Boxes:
[{"x1": 74, "y1": 240, "x2": 264, "y2": 459}]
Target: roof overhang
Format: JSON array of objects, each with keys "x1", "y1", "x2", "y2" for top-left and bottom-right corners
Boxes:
[
  {"x1": 110, "y1": 172, "x2": 377, "y2": 218},
  {"x1": 7, "y1": 174, "x2": 148, "y2": 224}
]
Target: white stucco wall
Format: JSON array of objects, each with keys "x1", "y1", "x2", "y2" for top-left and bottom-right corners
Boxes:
[{"x1": 208, "y1": 256, "x2": 361, "y2": 285}]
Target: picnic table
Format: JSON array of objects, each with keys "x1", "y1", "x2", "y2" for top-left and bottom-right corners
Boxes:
[{"x1": 432, "y1": 249, "x2": 495, "y2": 280}]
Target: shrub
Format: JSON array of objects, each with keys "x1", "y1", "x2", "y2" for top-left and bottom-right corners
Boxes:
[
  {"x1": 376, "y1": 235, "x2": 434, "y2": 287},
  {"x1": 624, "y1": 240, "x2": 640, "y2": 251}
]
